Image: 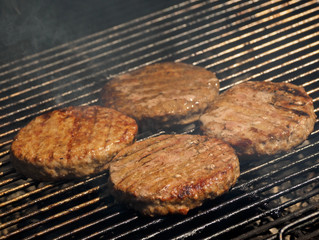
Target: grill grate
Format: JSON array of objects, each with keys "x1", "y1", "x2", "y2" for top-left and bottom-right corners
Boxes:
[{"x1": 1, "y1": 0, "x2": 319, "y2": 239}]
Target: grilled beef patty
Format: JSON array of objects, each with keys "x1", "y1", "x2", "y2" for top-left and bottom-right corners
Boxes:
[
  {"x1": 10, "y1": 106, "x2": 138, "y2": 181},
  {"x1": 200, "y1": 81, "x2": 316, "y2": 157},
  {"x1": 108, "y1": 134, "x2": 240, "y2": 216},
  {"x1": 100, "y1": 62, "x2": 219, "y2": 132}
]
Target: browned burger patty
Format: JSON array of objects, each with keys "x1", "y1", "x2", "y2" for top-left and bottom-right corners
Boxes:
[
  {"x1": 10, "y1": 106, "x2": 138, "y2": 181},
  {"x1": 100, "y1": 62, "x2": 219, "y2": 132},
  {"x1": 200, "y1": 81, "x2": 316, "y2": 157},
  {"x1": 108, "y1": 134, "x2": 239, "y2": 216}
]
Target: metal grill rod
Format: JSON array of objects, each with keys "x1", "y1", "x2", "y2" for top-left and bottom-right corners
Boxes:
[
  {"x1": 214, "y1": 20, "x2": 319, "y2": 75},
  {"x1": 279, "y1": 210, "x2": 319, "y2": 240},
  {"x1": 0, "y1": 173, "x2": 107, "y2": 230},
  {"x1": 96, "y1": 151, "x2": 319, "y2": 239},
  {"x1": 0, "y1": 72, "x2": 318, "y2": 153},
  {"x1": 0, "y1": 0, "x2": 229, "y2": 86},
  {"x1": 0, "y1": 1, "x2": 318, "y2": 239},
  {"x1": 0, "y1": 0, "x2": 316, "y2": 104},
  {"x1": 52, "y1": 205, "x2": 130, "y2": 240},
  {"x1": 4, "y1": 197, "x2": 101, "y2": 240},
  {"x1": 0, "y1": 183, "x2": 50, "y2": 210},
  {"x1": 0, "y1": 80, "x2": 99, "y2": 124},
  {"x1": 174, "y1": 173, "x2": 319, "y2": 240},
  {"x1": 1, "y1": 68, "x2": 318, "y2": 151},
  {"x1": 0, "y1": 0, "x2": 203, "y2": 74},
  {"x1": 218, "y1": 37, "x2": 319, "y2": 83},
  {"x1": 240, "y1": 140, "x2": 319, "y2": 176},
  {"x1": 1, "y1": 37, "x2": 315, "y2": 133},
  {"x1": 180, "y1": 1, "x2": 318, "y2": 65},
  {"x1": 0, "y1": 5, "x2": 316, "y2": 119},
  {"x1": 230, "y1": 191, "x2": 319, "y2": 240},
  {"x1": 2, "y1": 139, "x2": 319, "y2": 238},
  {"x1": 0, "y1": 0, "x2": 306, "y2": 92}
]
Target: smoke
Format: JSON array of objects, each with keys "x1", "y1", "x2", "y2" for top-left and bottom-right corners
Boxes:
[
  {"x1": 0, "y1": 0, "x2": 177, "y2": 64},
  {"x1": 0, "y1": 0, "x2": 69, "y2": 61}
]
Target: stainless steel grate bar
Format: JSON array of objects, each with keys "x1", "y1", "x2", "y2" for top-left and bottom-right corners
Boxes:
[{"x1": 0, "y1": 0, "x2": 318, "y2": 239}]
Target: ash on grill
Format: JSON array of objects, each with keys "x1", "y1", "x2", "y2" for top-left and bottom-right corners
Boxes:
[{"x1": 234, "y1": 141, "x2": 319, "y2": 240}]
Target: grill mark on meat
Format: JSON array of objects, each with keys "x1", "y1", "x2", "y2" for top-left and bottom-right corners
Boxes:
[
  {"x1": 215, "y1": 101, "x2": 294, "y2": 135},
  {"x1": 102, "y1": 113, "x2": 111, "y2": 154},
  {"x1": 118, "y1": 136, "x2": 224, "y2": 197},
  {"x1": 235, "y1": 108, "x2": 293, "y2": 136},
  {"x1": 139, "y1": 140, "x2": 206, "y2": 186},
  {"x1": 66, "y1": 114, "x2": 78, "y2": 162},
  {"x1": 223, "y1": 88, "x2": 306, "y2": 130},
  {"x1": 117, "y1": 137, "x2": 182, "y2": 188},
  {"x1": 129, "y1": 86, "x2": 205, "y2": 106},
  {"x1": 174, "y1": 164, "x2": 231, "y2": 200},
  {"x1": 82, "y1": 107, "x2": 99, "y2": 161},
  {"x1": 200, "y1": 81, "x2": 316, "y2": 157},
  {"x1": 270, "y1": 85, "x2": 311, "y2": 117},
  {"x1": 115, "y1": 136, "x2": 181, "y2": 188},
  {"x1": 11, "y1": 106, "x2": 138, "y2": 181},
  {"x1": 117, "y1": 135, "x2": 173, "y2": 161},
  {"x1": 276, "y1": 84, "x2": 310, "y2": 99},
  {"x1": 40, "y1": 112, "x2": 51, "y2": 122},
  {"x1": 34, "y1": 114, "x2": 50, "y2": 163},
  {"x1": 46, "y1": 112, "x2": 60, "y2": 164},
  {"x1": 101, "y1": 62, "x2": 219, "y2": 132},
  {"x1": 248, "y1": 82, "x2": 309, "y2": 99},
  {"x1": 271, "y1": 104, "x2": 310, "y2": 117},
  {"x1": 109, "y1": 135, "x2": 239, "y2": 215}
]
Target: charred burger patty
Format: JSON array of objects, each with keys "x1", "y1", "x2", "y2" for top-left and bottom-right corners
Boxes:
[
  {"x1": 108, "y1": 134, "x2": 240, "y2": 216},
  {"x1": 199, "y1": 81, "x2": 316, "y2": 157},
  {"x1": 100, "y1": 62, "x2": 219, "y2": 132},
  {"x1": 10, "y1": 106, "x2": 138, "y2": 181}
]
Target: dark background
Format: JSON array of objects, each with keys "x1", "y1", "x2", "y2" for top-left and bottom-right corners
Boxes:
[{"x1": 0, "y1": 0, "x2": 182, "y2": 64}]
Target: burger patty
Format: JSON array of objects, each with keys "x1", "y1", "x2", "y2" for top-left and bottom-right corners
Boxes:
[
  {"x1": 100, "y1": 62, "x2": 219, "y2": 132},
  {"x1": 108, "y1": 134, "x2": 240, "y2": 216},
  {"x1": 10, "y1": 106, "x2": 138, "y2": 181},
  {"x1": 199, "y1": 81, "x2": 316, "y2": 157}
]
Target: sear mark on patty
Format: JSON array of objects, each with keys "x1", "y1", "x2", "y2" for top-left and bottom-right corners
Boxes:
[
  {"x1": 108, "y1": 134, "x2": 240, "y2": 216},
  {"x1": 10, "y1": 106, "x2": 138, "y2": 181},
  {"x1": 200, "y1": 81, "x2": 316, "y2": 158},
  {"x1": 100, "y1": 62, "x2": 219, "y2": 132}
]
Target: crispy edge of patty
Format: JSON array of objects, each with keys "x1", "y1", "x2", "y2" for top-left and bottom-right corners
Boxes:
[
  {"x1": 108, "y1": 134, "x2": 240, "y2": 216},
  {"x1": 100, "y1": 62, "x2": 219, "y2": 131},
  {"x1": 10, "y1": 106, "x2": 138, "y2": 181},
  {"x1": 200, "y1": 81, "x2": 316, "y2": 157}
]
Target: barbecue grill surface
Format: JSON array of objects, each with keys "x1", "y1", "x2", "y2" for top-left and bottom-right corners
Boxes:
[{"x1": 1, "y1": 0, "x2": 319, "y2": 239}]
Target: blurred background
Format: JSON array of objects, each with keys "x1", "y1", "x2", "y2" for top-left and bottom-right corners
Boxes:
[{"x1": 0, "y1": 0, "x2": 179, "y2": 64}]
